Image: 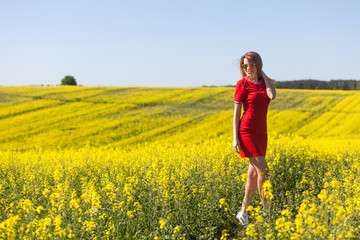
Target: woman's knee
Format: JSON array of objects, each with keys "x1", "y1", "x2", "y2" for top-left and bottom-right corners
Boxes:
[{"x1": 248, "y1": 167, "x2": 258, "y2": 179}]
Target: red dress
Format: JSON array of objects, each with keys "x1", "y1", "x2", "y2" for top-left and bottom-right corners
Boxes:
[{"x1": 234, "y1": 77, "x2": 270, "y2": 158}]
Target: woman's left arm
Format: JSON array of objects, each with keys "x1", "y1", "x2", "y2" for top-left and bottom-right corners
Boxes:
[{"x1": 262, "y1": 71, "x2": 276, "y2": 100}]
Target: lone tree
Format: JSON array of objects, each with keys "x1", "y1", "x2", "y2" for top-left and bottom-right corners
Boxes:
[{"x1": 61, "y1": 75, "x2": 77, "y2": 86}]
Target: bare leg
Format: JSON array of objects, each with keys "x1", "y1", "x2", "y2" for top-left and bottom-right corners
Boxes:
[
  {"x1": 240, "y1": 163, "x2": 257, "y2": 214},
  {"x1": 251, "y1": 156, "x2": 269, "y2": 208},
  {"x1": 240, "y1": 156, "x2": 269, "y2": 214}
]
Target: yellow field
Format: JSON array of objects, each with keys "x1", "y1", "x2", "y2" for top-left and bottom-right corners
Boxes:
[{"x1": 0, "y1": 86, "x2": 359, "y2": 239}]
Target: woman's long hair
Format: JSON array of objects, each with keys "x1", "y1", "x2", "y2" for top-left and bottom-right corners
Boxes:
[{"x1": 240, "y1": 51, "x2": 275, "y2": 82}]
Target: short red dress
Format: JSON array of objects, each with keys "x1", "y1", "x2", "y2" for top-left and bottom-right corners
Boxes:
[{"x1": 234, "y1": 77, "x2": 270, "y2": 158}]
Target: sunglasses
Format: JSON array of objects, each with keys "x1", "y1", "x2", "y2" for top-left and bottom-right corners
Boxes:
[{"x1": 241, "y1": 64, "x2": 248, "y2": 70}]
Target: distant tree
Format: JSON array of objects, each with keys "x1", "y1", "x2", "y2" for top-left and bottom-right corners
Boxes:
[
  {"x1": 275, "y1": 79, "x2": 360, "y2": 90},
  {"x1": 61, "y1": 75, "x2": 77, "y2": 86}
]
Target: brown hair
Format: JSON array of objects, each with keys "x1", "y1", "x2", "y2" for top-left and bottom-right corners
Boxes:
[{"x1": 240, "y1": 51, "x2": 263, "y2": 80}]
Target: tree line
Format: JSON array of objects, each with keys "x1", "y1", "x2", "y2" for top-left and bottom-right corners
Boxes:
[{"x1": 274, "y1": 79, "x2": 360, "y2": 90}]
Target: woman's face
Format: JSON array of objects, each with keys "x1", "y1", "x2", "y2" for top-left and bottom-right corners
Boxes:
[{"x1": 243, "y1": 58, "x2": 257, "y2": 78}]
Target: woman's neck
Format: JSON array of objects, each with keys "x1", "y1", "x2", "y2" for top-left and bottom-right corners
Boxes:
[{"x1": 247, "y1": 76, "x2": 259, "y2": 82}]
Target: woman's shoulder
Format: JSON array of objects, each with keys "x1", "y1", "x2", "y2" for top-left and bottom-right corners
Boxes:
[
  {"x1": 236, "y1": 77, "x2": 248, "y2": 85},
  {"x1": 235, "y1": 78, "x2": 248, "y2": 88}
]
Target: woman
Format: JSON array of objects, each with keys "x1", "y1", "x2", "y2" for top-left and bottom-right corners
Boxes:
[{"x1": 233, "y1": 51, "x2": 276, "y2": 226}]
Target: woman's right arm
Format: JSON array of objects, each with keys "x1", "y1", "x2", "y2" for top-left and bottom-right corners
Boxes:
[
  {"x1": 262, "y1": 71, "x2": 276, "y2": 100},
  {"x1": 233, "y1": 103, "x2": 242, "y2": 153}
]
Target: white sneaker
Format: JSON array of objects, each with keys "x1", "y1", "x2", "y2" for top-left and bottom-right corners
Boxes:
[{"x1": 236, "y1": 212, "x2": 248, "y2": 227}]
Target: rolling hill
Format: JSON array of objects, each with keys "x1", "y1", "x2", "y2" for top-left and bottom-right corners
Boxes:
[{"x1": 1, "y1": 86, "x2": 359, "y2": 150}]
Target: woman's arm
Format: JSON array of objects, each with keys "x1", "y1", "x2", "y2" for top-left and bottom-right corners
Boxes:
[
  {"x1": 262, "y1": 71, "x2": 276, "y2": 100},
  {"x1": 233, "y1": 103, "x2": 242, "y2": 153}
]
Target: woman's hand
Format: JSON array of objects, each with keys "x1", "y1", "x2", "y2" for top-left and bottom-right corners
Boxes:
[
  {"x1": 233, "y1": 138, "x2": 240, "y2": 153},
  {"x1": 262, "y1": 71, "x2": 276, "y2": 83},
  {"x1": 262, "y1": 71, "x2": 276, "y2": 100}
]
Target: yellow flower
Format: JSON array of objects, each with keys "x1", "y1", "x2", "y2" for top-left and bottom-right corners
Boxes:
[
  {"x1": 127, "y1": 211, "x2": 134, "y2": 219},
  {"x1": 173, "y1": 225, "x2": 181, "y2": 234},
  {"x1": 247, "y1": 205, "x2": 254, "y2": 212},
  {"x1": 281, "y1": 209, "x2": 291, "y2": 217},
  {"x1": 263, "y1": 180, "x2": 274, "y2": 200},
  {"x1": 245, "y1": 223, "x2": 257, "y2": 237},
  {"x1": 219, "y1": 198, "x2": 226, "y2": 208},
  {"x1": 159, "y1": 217, "x2": 166, "y2": 229},
  {"x1": 36, "y1": 206, "x2": 44, "y2": 214},
  {"x1": 318, "y1": 189, "x2": 328, "y2": 203}
]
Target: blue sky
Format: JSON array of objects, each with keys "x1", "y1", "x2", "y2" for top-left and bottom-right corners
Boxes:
[{"x1": 1, "y1": 0, "x2": 359, "y2": 87}]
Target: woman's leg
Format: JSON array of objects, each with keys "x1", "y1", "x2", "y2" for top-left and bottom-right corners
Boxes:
[
  {"x1": 250, "y1": 156, "x2": 269, "y2": 208},
  {"x1": 240, "y1": 156, "x2": 269, "y2": 213},
  {"x1": 240, "y1": 163, "x2": 258, "y2": 214}
]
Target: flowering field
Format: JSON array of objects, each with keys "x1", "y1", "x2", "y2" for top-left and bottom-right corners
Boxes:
[{"x1": 0, "y1": 86, "x2": 360, "y2": 239}]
